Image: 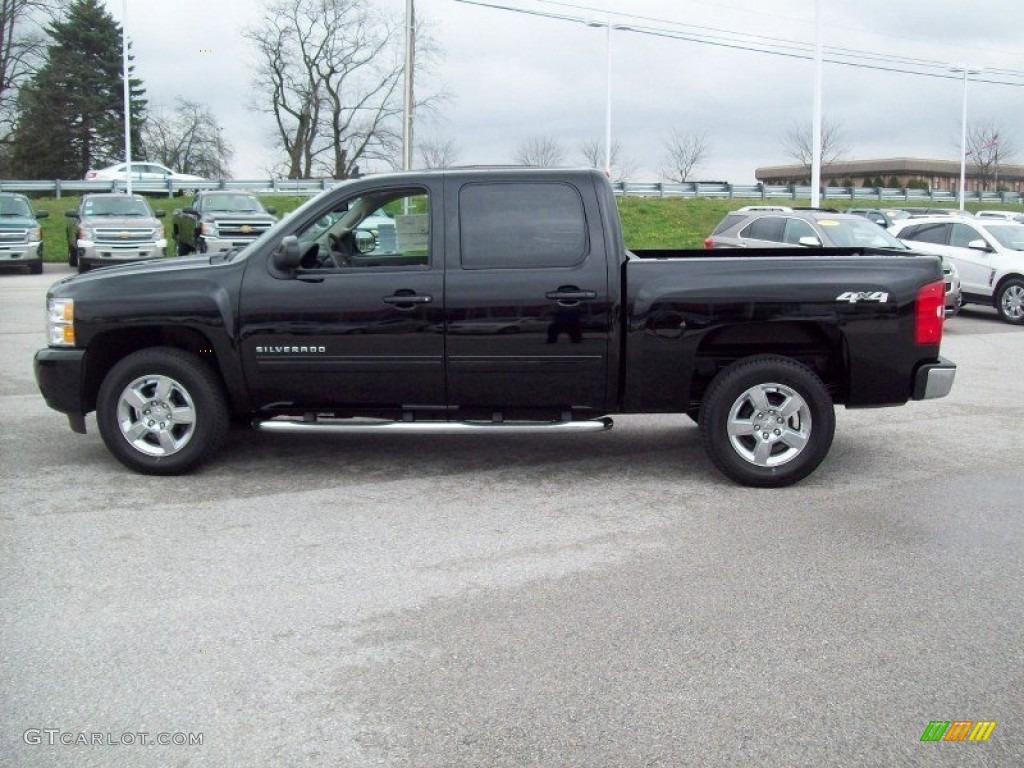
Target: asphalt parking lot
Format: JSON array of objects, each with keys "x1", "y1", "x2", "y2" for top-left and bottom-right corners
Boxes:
[{"x1": 2, "y1": 264, "x2": 1022, "y2": 767}]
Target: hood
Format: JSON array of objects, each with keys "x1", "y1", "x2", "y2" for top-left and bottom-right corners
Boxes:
[
  {"x1": 51, "y1": 254, "x2": 217, "y2": 291},
  {"x1": 80, "y1": 215, "x2": 162, "y2": 229},
  {"x1": 0, "y1": 215, "x2": 39, "y2": 229}
]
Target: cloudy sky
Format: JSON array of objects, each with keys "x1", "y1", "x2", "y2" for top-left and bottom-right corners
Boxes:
[{"x1": 111, "y1": 0, "x2": 1023, "y2": 183}]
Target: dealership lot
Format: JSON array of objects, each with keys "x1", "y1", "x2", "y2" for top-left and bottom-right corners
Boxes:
[{"x1": 2, "y1": 265, "x2": 1021, "y2": 767}]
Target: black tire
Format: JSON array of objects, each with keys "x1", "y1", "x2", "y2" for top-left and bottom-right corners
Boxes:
[
  {"x1": 77, "y1": 259, "x2": 89, "y2": 274},
  {"x1": 699, "y1": 355, "x2": 835, "y2": 488},
  {"x1": 176, "y1": 237, "x2": 192, "y2": 256},
  {"x1": 28, "y1": 260, "x2": 43, "y2": 274},
  {"x1": 68, "y1": 240, "x2": 78, "y2": 267},
  {"x1": 995, "y1": 278, "x2": 1024, "y2": 325},
  {"x1": 96, "y1": 347, "x2": 229, "y2": 475}
]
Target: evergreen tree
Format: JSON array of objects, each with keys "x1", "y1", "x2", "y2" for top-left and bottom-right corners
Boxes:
[{"x1": 7, "y1": 0, "x2": 145, "y2": 178}]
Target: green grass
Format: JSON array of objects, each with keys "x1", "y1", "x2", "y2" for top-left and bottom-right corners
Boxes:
[{"x1": 29, "y1": 192, "x2": 1024, "y2": 262}]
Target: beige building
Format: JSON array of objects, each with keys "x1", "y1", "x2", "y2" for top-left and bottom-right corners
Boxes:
[{"x1": 755, "y1": 157, "x2": 1024, "y2": 193}]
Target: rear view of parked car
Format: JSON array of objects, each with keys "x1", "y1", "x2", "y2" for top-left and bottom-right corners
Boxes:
[
  {"x1": 891, "y1": 217, "x2": 1024, "y2": 324},
  {"x1": 66, "y1": 194, "x2": 167, "y2": 273},
  {"x1": 0, "y1": 193, "x2": 48, "y2": 274}
]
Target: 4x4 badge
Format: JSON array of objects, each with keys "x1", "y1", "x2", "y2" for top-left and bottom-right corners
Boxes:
[{"x1": 836, "y1": 291, "x2": 889, "y2": 303}]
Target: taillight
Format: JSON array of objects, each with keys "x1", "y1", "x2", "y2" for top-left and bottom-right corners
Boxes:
[
  {"x1": 703, "y1": 237, "x2": 714, "y2": 249},
  {"x1": 915, "y1": 280, "x2": 944, "y2": 345}
]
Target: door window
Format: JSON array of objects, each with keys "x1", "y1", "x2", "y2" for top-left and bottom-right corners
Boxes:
[
  {"x1": 294, "y1": 188, "x2": 430, "y2": 270},
  {"x1": 902, "y1": 222, "x2": 949, "y2": 245},
  {"x1": 740, "y1": 216, "x2": 786, "y2": 243},
  {"x1": 458, "y1": 182, "x2": 588, "y2": 269},
  {"x1": 950, "y1": 223, "x2": 983, "y2": 248},
  {"x1": 782, "y1": 218, "x2": 819, "y2": 244}
]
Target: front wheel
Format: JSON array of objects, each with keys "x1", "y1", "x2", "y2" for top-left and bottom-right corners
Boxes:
[
  {"x1": 996, "y1": 278, "x2": 1024, "y2": 325},
  {"x1": 699, "y1": 356, "x2": 835, "y2": 488},
  {"x1": 96, "y1": 347, "x2": 229, "y2": 475}
]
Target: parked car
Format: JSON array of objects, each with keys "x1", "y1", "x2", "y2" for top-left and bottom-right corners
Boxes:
[
  {"x1": 84, "y1": 162, "x2": 206, "y2": 188},
  {"x1": 976, "y1": 210, "x2": 1024, "y2": 223},
  {"x1": 0, "y1": 192, "x2": 48, "y2": 274},
  {"x1": 706, "y1": 209, "x2": 962, "y2": 316},
  {"x1": 900, "y1": 207, "x2": 974, "y2": 218},
  {"x1": 846, "y1": 208, "x2": 893, "y2": 227},
  {"x1": 735, "y1": 205, "x2": 794, "y2": 213},
  {"x1": 33, "y1": 168, "x2": 956, "y2": 487},
  {"x1": 173, "y1": 191, "x2": 277, "y2": 255},
  {"x1": 65, "y1": 193, "x2": 167, "y2": 273},
  {"x1": 891, "y1": 217, "x2": 1024, "y2": 323}
]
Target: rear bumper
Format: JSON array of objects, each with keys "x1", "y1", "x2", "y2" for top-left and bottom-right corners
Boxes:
[
  {"x1": 34, "y1": 347, "x2": 88, "y2": 431},
  {"x1": 912, "y1": 357, "x2": 956, "y2": 400}
]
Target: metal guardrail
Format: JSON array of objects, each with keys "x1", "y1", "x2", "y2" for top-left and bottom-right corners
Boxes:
[{"x1": 0, "y1": 177, "x2": 1020, "y2": 204}]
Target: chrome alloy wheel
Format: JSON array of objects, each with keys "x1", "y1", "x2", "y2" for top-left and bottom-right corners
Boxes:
[
  {"x1": 1000, "y1": 283, "x2": 1024, "y2": 321},
  {"x1": 726, "y1": 382, "x2": 811, "y2": 467},
  {"x1": 115, "y1": 374, "x2": 197, "y2": 457}
]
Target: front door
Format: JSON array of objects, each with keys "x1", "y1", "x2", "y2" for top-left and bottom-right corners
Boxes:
[{"x1": 239, "y1": 183, "x2": 446, "y2": 412}]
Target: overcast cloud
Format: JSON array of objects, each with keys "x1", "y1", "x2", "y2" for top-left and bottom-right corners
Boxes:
[{"x1": 113, "y1": 0, "x2": 1023, "y2": 183}]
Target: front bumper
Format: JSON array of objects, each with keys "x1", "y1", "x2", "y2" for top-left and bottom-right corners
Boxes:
[
  {"x1": 199, "y1": 235, "x2": 258, "y2": 253},
  {"x1": 0, "y1": 241, "x2": 42, "y2": 262},
  {"x1": 78, "y1": 239, "x2": 167, "y2": 264},
  {"x1": 912, "y1": 357, "x2": 956, "y2": 400},
  {"x1": 34, "y1": 347, "x2": 89, "y2": 432}
]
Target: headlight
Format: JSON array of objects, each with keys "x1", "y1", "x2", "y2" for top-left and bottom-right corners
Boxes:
[
  {"x1": 78, "y1": 226, "x2": 94, "y2": 241},
  {"x1": 47, "y1": 298, "x2": 75, "y2": 347},
  {"x1": 200, "y1": 222, "x2": 218, "y2": 237},
  {"x1": 29, "y1": 227, "x2": 41, "y2": 242}
]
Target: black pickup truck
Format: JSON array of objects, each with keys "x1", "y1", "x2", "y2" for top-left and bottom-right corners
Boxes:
[{"x1": 34, "y1": 168, "x2": 956, "y2": 487}]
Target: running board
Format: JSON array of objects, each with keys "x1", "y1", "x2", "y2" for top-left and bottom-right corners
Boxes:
[{"x1": 253, "y1": 415, "x2": 614, "y2": 435}]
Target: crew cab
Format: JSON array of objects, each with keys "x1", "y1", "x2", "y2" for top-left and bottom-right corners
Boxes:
[
  {"x1": 173, "y1": 191, "x2": 277, "y2": 255},
  {"x1": 65, "y1": 193, "x2": 167, "y2": 273},
  {"x1": 0, "y1": 192, "x2": 48, "y2": 274},
  {"x1": 34, "y1": 169, "x2": 956, "y2": 487}
]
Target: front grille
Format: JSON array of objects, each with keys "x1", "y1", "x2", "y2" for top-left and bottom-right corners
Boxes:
[
  {"x1": 0, "y1": 230, "x2": 28, "y2": 244},
  {"x1": 94, "y1": 228, "x2": 154, "y2": 246},
  {"x1": 215, "y1": 220, "x2": 272, "y2": 239}
]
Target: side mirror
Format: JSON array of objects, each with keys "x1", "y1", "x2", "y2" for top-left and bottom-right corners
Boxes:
[
  {"x1": 967, "y1": 239, "x2": 991, "y2": 252},
  {"x1": 65, "y1": 210, "x2": 79, "y2": 219},
  {"x1": 798, "y1": 236, "x2": 822, "y2": 247},
  {"x1": 272, "y1": 235, "x2": 302, "y2": 273},
  {"x1": 265, "y1": 206, "x2": 277, "y2": 215},
  {"x1": 354, "y1": 229, "x2": 376, "y2": 254},
  {"x1": 182, "y1": 207, "x2": 198, "y2": 216},
  {"x1": 154, "y1": 210, "x2": 166, "y2": 218},
  {"x1": 34, "y1": 210, "x2": 49, "y2": 219}
]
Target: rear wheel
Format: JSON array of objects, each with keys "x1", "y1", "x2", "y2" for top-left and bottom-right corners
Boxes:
[
  {"x1": 996, "y1": 278, "x2": 1024, "y2": 325},
  {"x1": 699, "y1": 356, "x2": 835, "y2": 488},
  {"x1": 96, "y1": 347, "x2": 229, "y2": 475}
]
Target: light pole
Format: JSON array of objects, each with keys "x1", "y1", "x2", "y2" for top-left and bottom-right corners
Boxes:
[
  {"x1": 402, "y1": 0, "x2": 415, "y2": 172},
  {"x1": 586, "y1": 20, "x2": 632, "y2": 178},
  {"x1": 810, "y1": 0, "x2": 822, "y2": 208},
  {"x1": 121, "y1": 0, "x2": 131, "y2": 194},
  {"x1": 950, "y1": 64, "x2": 982, "y2": 211}
]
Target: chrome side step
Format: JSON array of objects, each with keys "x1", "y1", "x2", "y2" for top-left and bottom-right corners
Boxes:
[{"x1": 253, "y1": 415, "x2": 614, "y2": 435}]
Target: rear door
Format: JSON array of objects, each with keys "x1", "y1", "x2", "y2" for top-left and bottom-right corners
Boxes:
[
  {"x1": 443, "y1": 174, "x2": 614, "y2": 414},
  {"x1": 949, "y1": 222, "x2": 995, "y2": 296}
]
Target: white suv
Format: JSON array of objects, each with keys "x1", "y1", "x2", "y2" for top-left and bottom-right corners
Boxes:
[{"x1": 891, "y1": 217, "x2": 1024, "y2": 324}]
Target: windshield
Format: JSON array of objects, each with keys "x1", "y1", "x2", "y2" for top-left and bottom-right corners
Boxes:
[
  {"x1": 0, "y1": 198, "x2": 32, "y2": 217},
  {"x1": 84, "y1": 197, "x2": 152, "y2": 217},
  {"x1": 985, "y1": 225, "x2": 1024, "y2": 251},
  {"x1": 819, "y1": 217, "x2": 907, "y2": 249},
  {"x1": 203, "y1": 194, "x2": 264, "y2": 213}
]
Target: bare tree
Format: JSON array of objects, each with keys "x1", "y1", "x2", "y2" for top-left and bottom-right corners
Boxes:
[
  {"x1": 418, "y1": 135, "x2": 459, "y2": 169},
  {"x1": 780, "y1": 117, "x2": 848, "y2": 180},
  {"x1": 966, "y1": 120, "x2": 1018, "y2": 191},
  {"x1": 578, "y1": 138, "x2": 637, "y2": 182},
  {"x1": 143, "y1": 98, "x2": 234, "y2": 178},
  {"x1": 0, "y1": 0, "x2": 64, "y2": 144},
  {"x1": 245, "y1": 0, "x2": 440, "y2": 180},
  {"x1": 660, "y1": 129, "x2": 710, "y2": 183},
  {"x1": 513, "y1": 135, "x2": 565, "y2": 166}
]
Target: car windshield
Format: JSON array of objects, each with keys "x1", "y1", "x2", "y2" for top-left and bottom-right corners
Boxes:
[
  {"x1": 84, "y1": 197, "x2": 151, "y2": 217},
  {"x1": 203, "y1": 195, "x2": 263, "y2": 213},
  {"x1": 0, "y1": 198, "x2": 32, "y2": 217},
  {"x1": 819, "y1": 217, "x2": 907, "y2": 249}
]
